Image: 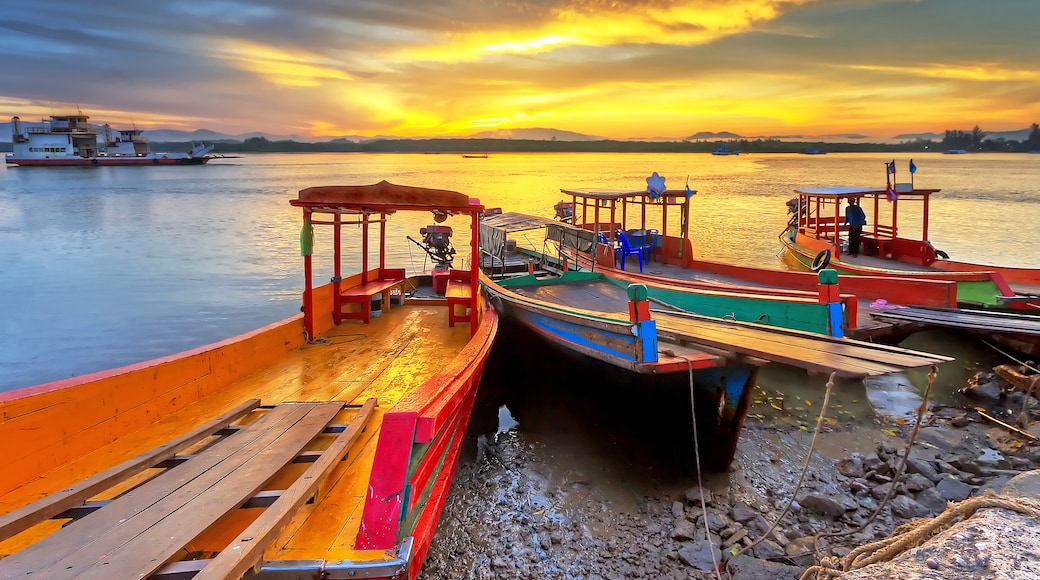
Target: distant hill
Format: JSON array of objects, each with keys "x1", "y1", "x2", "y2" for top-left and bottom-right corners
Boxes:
[
  {"x1": 685, "y1": 131, "x2": 742, "y2": 141},
  {"x1": 469, "y1": 127, "x2": 603, "y2": 141}
]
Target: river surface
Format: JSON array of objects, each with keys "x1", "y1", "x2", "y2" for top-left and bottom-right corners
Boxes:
[{"x1": 1, "y1": 151, "x2": 1038, "y2": 392}]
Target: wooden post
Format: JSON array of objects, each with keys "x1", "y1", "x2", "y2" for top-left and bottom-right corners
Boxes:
[
  {"x1": 627, "y1": 284, "x2": 651, "y2": 322},
  {"x1": 626, "y1": 284, "x2": 657, "y2": 363},
  {"x1": 303, "y1": 211, "x2": 315, "y2": 340},
  {"x1": 816, "y1": 269, "x2": 844, "y2": 338}
]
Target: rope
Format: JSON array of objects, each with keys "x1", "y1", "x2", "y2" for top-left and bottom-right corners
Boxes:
[
  {"x1": 800, "y1": 492, "x2": 1040, "y2": 580},
  {"x1": 806, "y1": 365, "x2": 938, "y2": 563},
  {"x1": 687, "y1": 359, "x2": 721, "y2": 580},
  {"x1": 726, "y1": 371, "x2": 837, "y2": 571}
]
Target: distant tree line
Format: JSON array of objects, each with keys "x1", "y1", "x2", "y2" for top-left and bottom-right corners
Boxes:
[
  {"x1": 145, "y1": 136, "x2": 953, "y2": 155},
  {"x1": 7, "y1": 123, "x2": 1038, "y2": 154},
  {"x1": 941, "y1": 123, "x2": 1040, "y2": 152}
]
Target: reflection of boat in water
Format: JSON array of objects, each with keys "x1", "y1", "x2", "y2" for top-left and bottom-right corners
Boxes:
[
  {"x1": 802, "y1": 148, "x2": 827, "y2": 155},
  {"x1": 711, "y1": 145, "x2": 740, "y2": 156},
  {"x1": 479, "y1": 211, "x2": 949, "y2": 470},
  {"x1": 6, "y1": 114, "x2": 214, "y2": 166},
  {"x1": 0, "y1": 181, "x2": 498, "y2": 579}
]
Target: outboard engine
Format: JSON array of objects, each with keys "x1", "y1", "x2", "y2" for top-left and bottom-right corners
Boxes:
[
  {"x1": 554, "y1": 201, "x2": 574, "y2": 222},
  {"x1": 408, "y1": 224, "x2": 456, "y2": 266}
]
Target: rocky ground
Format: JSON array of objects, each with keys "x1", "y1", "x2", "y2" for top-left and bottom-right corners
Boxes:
[{"x1": 420, "y1": 367, "x2": 1040, "y2": 579}]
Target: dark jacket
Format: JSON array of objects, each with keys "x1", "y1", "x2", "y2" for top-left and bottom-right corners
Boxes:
[{"x1": 844, "y1": 204, "x2": 867, "y2": 227}]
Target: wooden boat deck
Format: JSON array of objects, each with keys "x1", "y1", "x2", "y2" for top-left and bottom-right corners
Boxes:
[
  {"x1": 608, "y1": 259, "x2": 892, "y2": 336},
  {"x1": 0, "y1": 303, "x2": 472, "y2": 578},
  {"x1": 515, "y1": 278, "x2": 950, "y2": 378}
]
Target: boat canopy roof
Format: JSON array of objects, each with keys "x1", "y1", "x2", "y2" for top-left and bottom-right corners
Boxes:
[
  {"x1": 291, "y1": 180, "x2": 483, "y2": 215},
  {"x1": 480, "y1": 211, "x2": 561, "y2": 234},
  {"x1": 794, "y1": 186, "x2": 940, "y2": 198},
  {"x1": 560, "y1": 188, "x2": 695, "y2": 202},
  {"x1": 480, "y1": 211, "x2": 597, "y2": 257}
]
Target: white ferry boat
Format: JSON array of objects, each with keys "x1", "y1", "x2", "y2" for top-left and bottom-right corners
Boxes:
[{"x1": 6, "y1": 115, "x2": 214, "y2": 166}]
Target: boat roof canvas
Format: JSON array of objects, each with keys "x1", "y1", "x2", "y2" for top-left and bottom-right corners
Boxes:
[
  {"x1": 292, "y1": 180, "x2": 482, "y2": 214},
  {"x1": 480, "y1": 211, "x2": 560, "y2": 234},
  {"x1": 560, "y1": 188, "x2": 694, "y2": 201},
  {"x1": 795, "y1": 186, "x2": 941, "y2": 198}
]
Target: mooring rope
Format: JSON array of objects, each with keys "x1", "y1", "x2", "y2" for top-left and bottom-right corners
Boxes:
[
  {"x1": 726, "y1": 371, "x2": 837, "y2": 572},
  {"x1": 800, "y1": 492, "x2": 1040, "y2": 580},
  {"x1": 687, "y1": 358, "x2": 722, "y2": 580},
  {"x1": 805, "y1": 365, "x2": 938, "y2": 563}
]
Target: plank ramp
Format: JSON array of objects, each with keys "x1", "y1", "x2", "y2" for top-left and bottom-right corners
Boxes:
[
  {"x1": 869, "y1": 306, "x2": 1040, "y2": 336},
  {"x1": 0, "y1": 399, "x2": 376, "y2": 580},
  {"x1": 652, "y1": 310, "x2": 951, "y2": 378}
]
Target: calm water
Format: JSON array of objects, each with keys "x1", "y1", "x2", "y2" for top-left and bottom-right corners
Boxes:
[{"x1": 2, "y1": 152, "x2": 1039, "y2": 391}]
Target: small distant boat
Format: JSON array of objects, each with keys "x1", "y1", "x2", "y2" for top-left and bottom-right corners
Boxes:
[
  {"x1": 944, "y1": 149, "x2": 968, "y2": 154},
  {"x1": 802, "y1": 148, "x2": 827, "y2": 155},
  {"x1": 461, "y1": 153, "x2": 488, "y2": 158},
  {"x1": 711, "y1": 145, "x2": 740, "y2": 156},
  {"x1": 6, "y1": 114, "x2": 214, "y2": 167}
]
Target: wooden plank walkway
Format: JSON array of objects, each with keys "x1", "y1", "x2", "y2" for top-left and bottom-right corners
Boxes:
[
  {"x1": 515, "y1": 277, "x2": 949, "y2": 377},
  {"x1": 869, "y1": 306, "x2": 1040, "y2": 335},
  {"x1": 0, "y1": 400, "x2": 375, "y2": 580},
  {"x1": 653, "y1": 310, "x2": 951, "y2": 378}
]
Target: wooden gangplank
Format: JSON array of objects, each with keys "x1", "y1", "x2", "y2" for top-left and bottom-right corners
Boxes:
[
  {"x1": 0, "y1": 399, "x2": 376, "y2": 580},
  {"x1": 869, "y1": 306, "x2": 1040, "y2": 336},
  {"x1": 652, "y1": 310, "x2": 951, "y2": 378}
]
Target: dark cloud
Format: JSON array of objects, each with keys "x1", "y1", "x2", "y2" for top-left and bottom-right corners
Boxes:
[{"x1": 2, "y1": 0, "x2": 1038, "y2": 138}]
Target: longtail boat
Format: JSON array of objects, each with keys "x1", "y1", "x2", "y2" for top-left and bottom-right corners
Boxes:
[
  {"x1": 779, "y1": 162, "x2": 1040, "y2": 310},
  {"x1": 479, "y1": 215, "x2": 951, "y2": 471},
  {"x1": 548, "y1": 185, "x2": 959, "y2": 341},
  {"x1": 0, "y1": 181, "x2": 498, "y2": 579}
]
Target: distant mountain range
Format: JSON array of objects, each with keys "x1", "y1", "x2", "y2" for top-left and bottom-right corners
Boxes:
[{"x1": 0, "y1": 123, "x2": 1034, "y2": 144}]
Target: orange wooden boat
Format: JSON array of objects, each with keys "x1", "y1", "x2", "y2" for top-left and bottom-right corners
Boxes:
[
  {"x1": 0, "y1": 181, "x2": 498, "y2": 579},
  {"x1": 780, "y1": 180, "x2": 1040, "y2": 309}
]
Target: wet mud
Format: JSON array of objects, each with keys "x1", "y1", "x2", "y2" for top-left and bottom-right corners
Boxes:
[{"x1": 420, "y1": 320, "x2": 1040, "y2": 579}]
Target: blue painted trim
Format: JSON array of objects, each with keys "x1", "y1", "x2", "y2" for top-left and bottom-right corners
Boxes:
[
  {"x1": 635, "y1": 319, "x2": 658, "y2": 363},
  {"x1": 723, "y1": 365, "x2": 753, "y2": 407},
  {"x1": 828, "y1": 302, "x2": 844, "y2": 338},
  {"x1": 523, "y1": 310, "x2": 639, "y2": 361}
]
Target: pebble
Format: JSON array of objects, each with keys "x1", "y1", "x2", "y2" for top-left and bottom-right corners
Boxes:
[{"x1": 419, "y1": 379, "x2": 1040, "y2": 579}]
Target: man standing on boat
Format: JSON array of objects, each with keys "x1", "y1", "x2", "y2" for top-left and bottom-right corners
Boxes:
[{"x1": 844, "y1": 197, "x2": 867, "y2": 257}]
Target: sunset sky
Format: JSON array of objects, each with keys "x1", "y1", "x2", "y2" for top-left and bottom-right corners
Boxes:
[{"x1": 2, "y1": 0, "x2": 1038, "y2": 141}]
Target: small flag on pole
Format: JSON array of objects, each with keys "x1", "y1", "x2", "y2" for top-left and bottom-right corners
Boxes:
[
  {"x1": 909, "y1": 159, "x2": 917, "y2": 174},
  {"x1": 886, "y1": 184, "x2": 898, "y2": 202},
  {"x1": 887, "y1": 160, "x2": 896, "y2": 175}
]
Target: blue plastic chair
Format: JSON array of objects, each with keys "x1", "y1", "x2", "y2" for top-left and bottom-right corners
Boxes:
[{"x1": 615, "y1": 230, "x2": 652, "y2": 272}]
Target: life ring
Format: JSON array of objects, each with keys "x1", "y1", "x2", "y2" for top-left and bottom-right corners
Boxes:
[
  {"x1": 811, "y1": 249, "x2": 831, "y2": 272},
  {"x1": 935, "y1": 249, "x2": 950, "y2": 259},
  {"x1": 91, "y1": 158, "x2": 98, "y2": 165}
]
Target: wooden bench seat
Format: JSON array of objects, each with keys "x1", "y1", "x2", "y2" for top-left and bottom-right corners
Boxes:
[
  {"x1": 0, "y1": 400, "x2": 375, "y2": 580},
  {"x1": 446, "y1": 278, "x2": 473, "y2": 327},
  {"x1": 339, "y1": 268, "x2": 405, "y2": 324}
]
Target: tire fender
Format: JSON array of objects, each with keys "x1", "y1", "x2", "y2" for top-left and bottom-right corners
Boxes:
[{"x1": 811, "y1": 249, "x2": 832, "y2": 272}]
